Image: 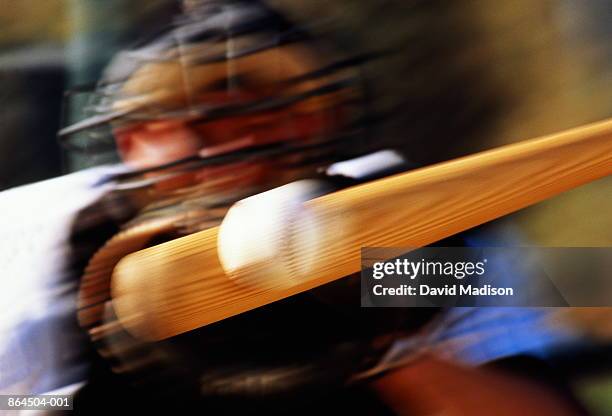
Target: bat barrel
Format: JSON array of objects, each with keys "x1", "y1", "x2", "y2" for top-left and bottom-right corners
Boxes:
[{"x1": 112, "y1": 117, "x2": 612, "y2": 340}]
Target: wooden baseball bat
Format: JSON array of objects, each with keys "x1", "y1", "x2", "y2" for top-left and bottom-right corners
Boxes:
[{"x1": 112, "y1": 118, "x2": 612, "y2": 341}]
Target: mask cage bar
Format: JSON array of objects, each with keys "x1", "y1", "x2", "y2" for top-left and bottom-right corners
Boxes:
[{"x1": 58, "y1": 1, "x2": 380, "y2": 189}]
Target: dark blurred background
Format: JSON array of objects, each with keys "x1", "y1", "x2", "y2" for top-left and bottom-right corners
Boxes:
[{"x1": 0, "y1": 0, "x2": 177, "y2": 188}]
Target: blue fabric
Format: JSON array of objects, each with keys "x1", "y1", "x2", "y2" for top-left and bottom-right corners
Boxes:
[
  {"x1": 434, "y1": 225, "x2": 580, "y2": 364},
  {"x1": 384, "y1": 223, "x2": 582, "y2": 367}
]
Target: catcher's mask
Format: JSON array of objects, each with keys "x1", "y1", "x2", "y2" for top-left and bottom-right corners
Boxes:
[
  {"x1": 66, "y1": 1, "x2": 438, "y2": 413},
  {"x1": 59, "y1": 0, "x2": 380, "y2": 196}
]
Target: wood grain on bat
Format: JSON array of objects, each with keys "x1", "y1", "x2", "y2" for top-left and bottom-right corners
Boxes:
[{"x1": 112, "y1": 118, "x2": 612, "y2": 341}]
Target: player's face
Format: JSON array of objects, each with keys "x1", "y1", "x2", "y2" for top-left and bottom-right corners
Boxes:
[{"x1": 114, "y1": 90, "x2": 338, "y2": 169}]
